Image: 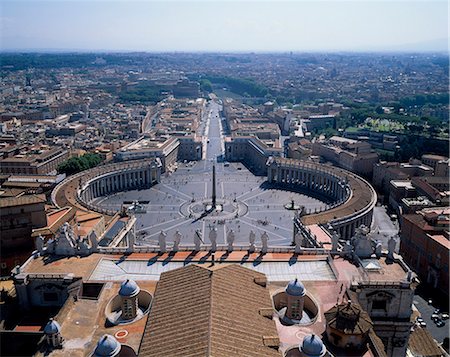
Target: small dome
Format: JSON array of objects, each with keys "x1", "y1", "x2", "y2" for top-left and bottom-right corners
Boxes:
[
  {"x1": 119, "y1": 279, "x2": 140, "y2": 297},
  {"x1": 94, "y1": 335, "x2": 121, "y2": 357},
  {"x1": 300, "y1": 334, "x2": 326, "y2": 357},
  {"x1": 44, "y1": 318, "x2": 61, "y2": 335},
  {"x1": 286, "y1": 278, "x2": 305, "y2": 296}
]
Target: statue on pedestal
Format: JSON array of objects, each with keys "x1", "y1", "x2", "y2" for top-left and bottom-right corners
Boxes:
[
  {"x1": 261, "y1": 232, "x2": 269, "y2": 254},
  {"x1": 387, "y1": 235, "x2": 397, "y2": 261},
  {"x1": 353, "y1": 225, "x2": 373, "y2": 258},
  {"x1": 158, "y1": 231, "x2": 167, "y2": 253},
  {"x1": 227, "y1": 229, "x2": 235, "y2": 252},
  {"x1": 294, "y1": 233, "x2": 302, "y2": 253},
  {"x1": 331, "y1": 229, "x2": 340, "y2": 252},
  {"x1": 375, "y1": 241, "x2": 382, "y2": 258},
  {"x1": 89, "y1": 232, "x2": 98, "y2": 252},
  {"x1": 173, "y1": 231, "x2": 182, "y2": 252},
  {"x1": 248, "y1": 230, "x2": 256, "y2": 253},
  {"x1": 127, "y1": 229, "x2": 135, "y2": 253},
  {"x1": 35, "y1": 235, "x2": 44, "y2": 254},
  {"x1": 194, "y1": 229, "x2": 203, "y2": 251},
  {"x1": 209, "y1": 227, "x2": 217, "y2": 252}
]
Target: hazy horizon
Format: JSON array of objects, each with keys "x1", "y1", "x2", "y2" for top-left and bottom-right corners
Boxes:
[{"x1": 1, "y1": 0, "x2": 448, "y2": 53}]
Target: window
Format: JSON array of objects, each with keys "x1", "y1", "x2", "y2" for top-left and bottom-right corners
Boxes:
[
  {"x1": 291, "y1": 300, "x2": 302, "y2": 319},
  {"x1": 372, "y1": 300, "x2": 387, "y2": 311}
]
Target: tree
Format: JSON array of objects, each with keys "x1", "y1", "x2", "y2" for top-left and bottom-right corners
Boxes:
[
  {"x1": 57, "y1": 153, "x2": 103, "y2": 176},
  {"x1": 375, "y1": 106, "x2": 384, "y2": 114},
  {"x1": 199, "y1": 79, "x2": 213, "y2": 93}
]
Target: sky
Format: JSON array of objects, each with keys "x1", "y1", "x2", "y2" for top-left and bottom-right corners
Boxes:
[{"x1": 0, "y1": 0, "x2": 448, "y2": 52}]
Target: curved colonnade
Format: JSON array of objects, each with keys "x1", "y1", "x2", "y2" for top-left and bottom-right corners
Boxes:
[
  {"x1": 52, "y1": 159, "x2": 162, "y2": 216},
  {"x1": 266, "y1": 157, "x2": 377, "y2": 239},
  {"x1": 52, "y1": 156, "x2": 376, "y2": 241}
]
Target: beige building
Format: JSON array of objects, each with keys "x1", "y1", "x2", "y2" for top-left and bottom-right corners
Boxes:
[
  {"x1": 115, "y1": 136, "x2": 179, "y2": 172},
  {"x1": 372, "y1": 161, "x2": 434, "y2": 196},
  {"x1": 225, "y1": 136, "x2": 282, "y2": 175},
  {"x1": 421, "y1": 154, "x2": 449, "y2": 177},
  {"x1": 0, "y1": 146, "x2": 69, "y2": 175},
  {"x1": 177, "y1": 135, "x2": 203, "y2": 161},
  {"x1": 154, "y1": 97, "x2": 205, "y2": 137},
  {"x1": 312, "y1": 136, "x2": 379, "y2": 177}
]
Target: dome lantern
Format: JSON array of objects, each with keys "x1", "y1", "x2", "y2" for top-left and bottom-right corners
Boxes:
[
  {"x1": 119, "y1": 279, "x2": 140, "y2": 297},
  {"x1": 286, "y1": 278, "x2": 306, "y2": 296},
  {"x1": 300, "y1": 334, "x2": 327, "y2": 357},
  {"x1": 93, "y1": 334, "x2": 121, "y2": 357}
]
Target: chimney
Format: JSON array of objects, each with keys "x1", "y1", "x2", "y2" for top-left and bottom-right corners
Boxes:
[
  {"x1": 262, "y1": 336, "x2": 280, "y2": 348},
  {"x1": 254, "y1": 276, "x2": 267, "y2": 287}
]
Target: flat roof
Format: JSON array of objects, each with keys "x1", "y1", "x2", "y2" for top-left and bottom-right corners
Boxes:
[
  {"x1": 0, "y1": 194, "x2": 46, "y2": 208},
  {"x1": 89, "y1": 256, "x2": 336, "y2": 282},
  {"x1": 391, "y1": 180, "x2": 414, "y2": 189},
  {"x1": 428, "y1": 234, "x2": 450, "y2": 250},
  {"x1": 329, "y1": 135, "x2": 358, "y2": 144},
  {"x1": 21, "y1": 252, "x2": 337, "y2": 281}
]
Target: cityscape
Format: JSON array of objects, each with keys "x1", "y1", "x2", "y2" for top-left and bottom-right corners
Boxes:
[{"x1": 0, "y1": 1, "x2": 449, "y2": 357}]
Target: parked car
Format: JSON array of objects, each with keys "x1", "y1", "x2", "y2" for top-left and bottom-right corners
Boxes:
[
  {"x1": 441, "y1": 313, "x2": 449, "y2": 320},
  {"x1": 436, "y1": 319, "x2": 445, "y2": 328},
  {"x1": 419, "y1": 321, "x2": 427, "y2": 328}
]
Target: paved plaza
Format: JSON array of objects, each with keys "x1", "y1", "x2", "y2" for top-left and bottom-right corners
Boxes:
[{"x1": 93, "y1": 161, "x2": 327, "y2": 247}]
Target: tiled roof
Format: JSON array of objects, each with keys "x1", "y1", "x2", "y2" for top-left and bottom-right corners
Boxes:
[
  {"x1": 139, "y1": 264, "x2": 280, "y2": 357},
  {"x1": 368, "y1": 329, "x2": 388, "y2": 357},
  {"x1": 408, "y1": 327, "x2": 444, "y2": 357}
]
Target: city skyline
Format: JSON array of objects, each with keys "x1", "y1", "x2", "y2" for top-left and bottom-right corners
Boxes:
[{"x1": 1, "y1": 0, "x2": 448, "y2": 53}]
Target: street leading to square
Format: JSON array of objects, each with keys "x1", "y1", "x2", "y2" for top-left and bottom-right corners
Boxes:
[{"x1": 93, "y1": 101, "x2": 327, "y2": 247}]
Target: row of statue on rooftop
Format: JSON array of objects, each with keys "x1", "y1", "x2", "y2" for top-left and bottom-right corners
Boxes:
[
  {"x1": 35, "y1": 221, "x2": 396, "y2": 261},
  {"x1": 157, "y1": 228, "x2": 270, "y2": 253}
]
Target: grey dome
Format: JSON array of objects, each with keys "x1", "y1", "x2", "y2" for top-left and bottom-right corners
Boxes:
[
  {"x1": 44, "y1": 318, "x2": 61, "y2": 335},
  {"x1": 93, "y1": 335, "x2": 121, "y2": 357},
  {"x1": 286, "y1": 278, "x2": 306, "y2": 296},
  {"x1": 300, "y1": 334, "x2": 326, "y2": 357},
  {"x1": 119, "y1": 279, "x2": 140, "y2": 297}
]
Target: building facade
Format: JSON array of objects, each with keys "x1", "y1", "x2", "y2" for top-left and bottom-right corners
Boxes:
[
  {"x1": 400, "y1": 208, "x2": 449, "y2": 299},
  {"x1": 0, "y1": 147, "x2": 69, "y2": 175},
  {"x1": 0, "y1": 194, "x2": 47, "y2": 275}
]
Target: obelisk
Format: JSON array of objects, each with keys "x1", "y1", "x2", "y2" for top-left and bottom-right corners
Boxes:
[{"x1": 212, "y1": 162, "x2": 216, "y2": 209}]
